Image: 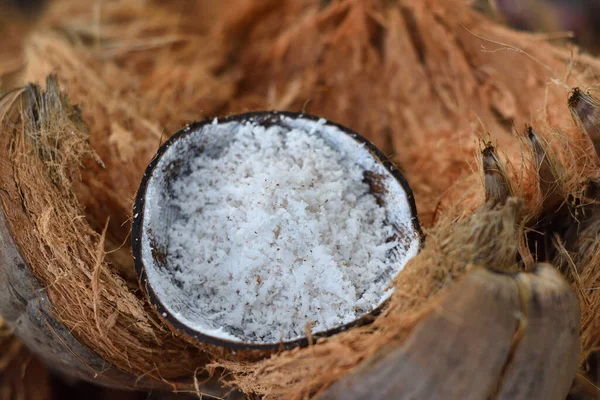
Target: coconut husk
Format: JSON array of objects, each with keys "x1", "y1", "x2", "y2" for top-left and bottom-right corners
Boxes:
[
  {"x1": 0, "y1": 76, "x2": 244, "y2": 399},
  {"x1": 319, "y1": 263, "x2": 580, "y2": 400},
  {"x1": 0, "y1": 0, "x2": 599, "y2": 399}
]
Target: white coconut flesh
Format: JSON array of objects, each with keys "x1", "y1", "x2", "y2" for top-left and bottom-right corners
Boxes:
[{"x1": 140, "y1": 115, "x2": 420, "y2": 345}]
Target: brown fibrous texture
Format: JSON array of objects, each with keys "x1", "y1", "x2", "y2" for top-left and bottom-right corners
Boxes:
[{"x1": 0, "y1": 0, "x2": 600, "y2": 398}]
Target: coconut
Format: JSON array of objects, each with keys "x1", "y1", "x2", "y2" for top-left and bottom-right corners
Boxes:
[
  {"x1": 132, "y1": 111, "x2": 421, "y2": 351},
  {"x1": 0, "y1": 0, "x2": 599, "y2": 399}
]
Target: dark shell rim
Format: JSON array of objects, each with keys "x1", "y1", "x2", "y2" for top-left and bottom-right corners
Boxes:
[{"x1": 131, "y1": 111, "x2": 423, "y2": 351}]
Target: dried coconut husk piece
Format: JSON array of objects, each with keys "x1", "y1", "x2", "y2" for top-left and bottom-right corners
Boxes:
[
  {"x1": 510, "y1": 89, "x2": 600, "y2": 372},
  {"x1": 569, "y1": 88, "x2": 600, "y2": 160},
  {"x1": 0, "y1": 77, "x2": 239, "y2": 398},
  {"x1": 18, "y1": 27, "x2": 238, "y2": 285},
  {"x1": 527, "y1": 127, "x2": 566, "y2": 213},
  {"x1": 494, "y1": 98, "x2": 600, "y2": 390},
  {"x1": 483, "y1": 143, "x2": 513, "y2": 205},
  {"x1": 319, "y1": 264, "x2": 579, "y2": 400},
  {"x1": 493, "y1": 265, "x2": 579, "y2": 399},
  {"x1": 520, "y1": 127, "x2": 570, "y2": 264},
  {"x1": 553, "y1": 192, "x2": 600, "y2": 367},
  {"x1": 481, "y1": 144, "x2": 536, "y2": 269}
]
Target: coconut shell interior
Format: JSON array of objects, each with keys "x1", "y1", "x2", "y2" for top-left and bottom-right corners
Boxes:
[
  {"x1": 0, "y1": 0, "x2": 599, "y2": 399},
  {"x1": 133, "y1": 111, "x2": 422, "y2": 349}
]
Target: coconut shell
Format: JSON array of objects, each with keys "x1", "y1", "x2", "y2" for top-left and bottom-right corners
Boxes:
[{"x1": 131, "y1": 110, "x2": 423, "y2": 353}]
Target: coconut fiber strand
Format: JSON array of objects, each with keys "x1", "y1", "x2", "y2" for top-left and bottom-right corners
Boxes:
[{"x1": 0, "y1": 0, "x2": 599, "y2": 399}]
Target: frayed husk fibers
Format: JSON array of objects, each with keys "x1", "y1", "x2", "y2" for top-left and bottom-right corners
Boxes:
[{"x1": 0, "y1": 0, "x2": 599, "y2": 399}]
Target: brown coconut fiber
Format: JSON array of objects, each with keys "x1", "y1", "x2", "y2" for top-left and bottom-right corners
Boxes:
[{"x1": 0, "y1": 0, "x2": 599, "y2": 399}]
